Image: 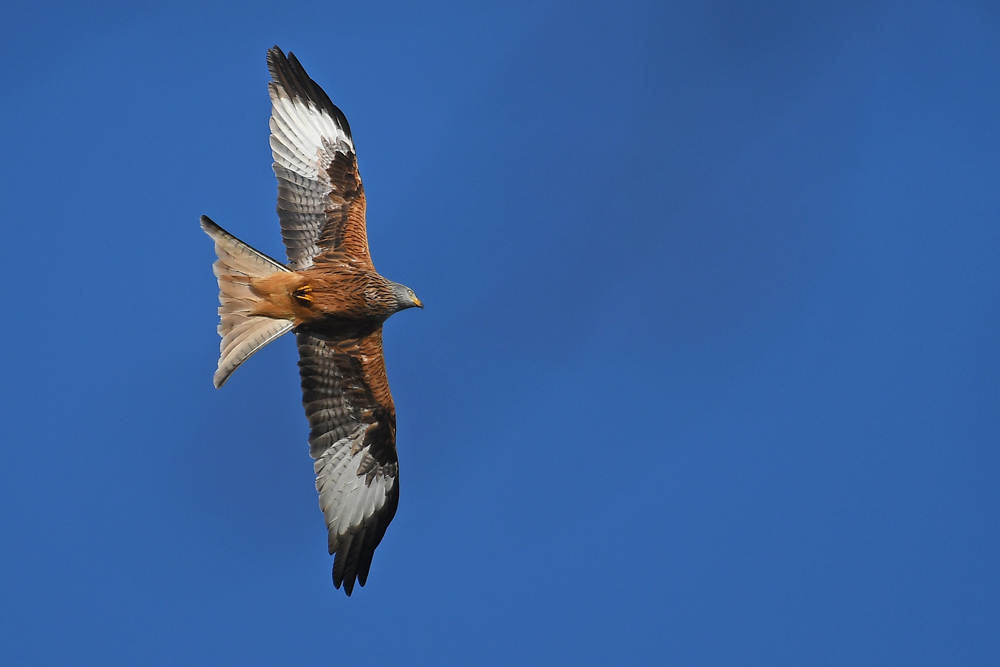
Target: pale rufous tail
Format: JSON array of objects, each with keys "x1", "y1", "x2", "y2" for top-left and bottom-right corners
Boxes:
[{"x1": 200, "y1": 215, "x2": 294, "y2": 388}]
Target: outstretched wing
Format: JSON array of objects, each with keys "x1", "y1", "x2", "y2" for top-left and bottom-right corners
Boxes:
[
  {"x1": 297, "y1": 329, "x2": 399, "y2": 595},
  {"x1": 267, "y1": 47, "x2": 373, "y2": 270}
]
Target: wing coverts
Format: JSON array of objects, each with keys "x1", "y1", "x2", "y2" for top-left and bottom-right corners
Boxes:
[
  {"x1": 268, "y1": 48, "x2": 400, "y2": 594},
  {"x1": 298, "y1": 331, "x2": 399, "y2": 594},
  {"x1": 267, "y1": 49, "x2": 356, "y2": 270},
  {"x1": 202, "y1": 48, "x2": 408, "y2": 597}
]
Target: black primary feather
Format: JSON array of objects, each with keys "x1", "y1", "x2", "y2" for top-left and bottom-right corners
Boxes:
[{"x1": 266, "y1": 46, "x2": 353, "y2": 141}]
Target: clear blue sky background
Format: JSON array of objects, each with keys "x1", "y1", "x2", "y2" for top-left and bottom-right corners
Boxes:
[{"x1": 2, "y1": 1, "x2": 998, "y2": 664}]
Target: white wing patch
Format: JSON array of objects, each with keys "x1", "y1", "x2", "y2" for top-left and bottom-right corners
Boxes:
[
  {"x1": 314, "y1": 425, "x2": 396, "y2": 550},
  {"x1": 269, "y1": 88, "x2": 353, "y2": 178},
  {"x1": 268, "y1": 84, "x2": 354, "y2": 269}
]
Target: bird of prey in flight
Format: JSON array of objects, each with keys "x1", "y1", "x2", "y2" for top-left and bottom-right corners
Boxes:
[{"x1": 201, "y1": 47, "x2": 422, "y2": 595}]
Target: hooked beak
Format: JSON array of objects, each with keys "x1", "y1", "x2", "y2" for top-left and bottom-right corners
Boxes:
[{"x1": 412, "y1": 295, "x2": 424, "y2": 309}]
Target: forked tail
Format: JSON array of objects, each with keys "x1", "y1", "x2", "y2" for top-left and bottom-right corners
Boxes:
[{"x1": 200, "y1": 215, "x2": 294, "y2": 388}]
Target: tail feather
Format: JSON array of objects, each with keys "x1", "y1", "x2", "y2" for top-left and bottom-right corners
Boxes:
[{"x1": 200, "y1": 215, "x2": 294, "y2": 388}]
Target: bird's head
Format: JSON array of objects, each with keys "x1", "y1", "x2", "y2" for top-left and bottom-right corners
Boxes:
[{"x1": 390, "y1": 282, "x2": 424, "y2": 313}]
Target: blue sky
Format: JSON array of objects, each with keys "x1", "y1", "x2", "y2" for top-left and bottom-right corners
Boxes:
[{"x1": 2, "y1": 1, "x2": 999, "y2": 664}]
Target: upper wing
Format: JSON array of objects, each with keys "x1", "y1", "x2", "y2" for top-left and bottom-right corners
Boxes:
[
  {"x1": 297, "y1": 328, "x2": 399, "y2": 595},
  {"x1": 267, "y1": 47, "x2": 373, "y2": 270}
]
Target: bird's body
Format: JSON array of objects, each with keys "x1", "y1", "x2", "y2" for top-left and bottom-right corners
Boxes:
[
  {"x1": 245, "y1": 265, "x2": 410, "y2": 333},
  {"x1": 201, "y1": 47, "x2": 421, "y2": 595}
]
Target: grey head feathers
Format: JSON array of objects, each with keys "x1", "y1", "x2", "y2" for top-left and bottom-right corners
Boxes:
[{"x1": 390, "y1": 282, "x2": 423, "y2": 312}]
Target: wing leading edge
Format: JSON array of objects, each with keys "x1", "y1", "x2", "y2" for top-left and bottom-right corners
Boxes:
[
  {"x1": 267, "y1": 47, "x2": 401, "y2": 595},
  {"x1": 267, "y1": 47, "x2": 372, "y2": 271},
  {"x1": 297, "y1": 330, "x2": 399, "y2": 594}
]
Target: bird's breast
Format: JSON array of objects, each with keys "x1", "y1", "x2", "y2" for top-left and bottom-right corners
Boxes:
[{"x1": 292, "y1": 268, "x2": 390, "y2": 336}]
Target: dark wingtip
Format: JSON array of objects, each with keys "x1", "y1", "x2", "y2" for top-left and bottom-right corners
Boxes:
[
  {"x1": 334, "y1": 569, "x2": 354, "y2": 597},
  {"x1": 265, "y1": 46, "x2": 285, "y2": 81},
  {"x1": 332, "y1": 561, "x2": 357, "y2": 597},
  {"x1": 265, "y1": 46, "x2": 353, "y2": 141},
  {"x1": 330, "y1": 525, "x2": 384, "y2": 597}
]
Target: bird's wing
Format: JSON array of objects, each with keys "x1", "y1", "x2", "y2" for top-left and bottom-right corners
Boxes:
[
  {"x1": 297, "y1": 328, "x2": 399, "y2": 595},
  {"x1": 267, "y1": 47, "x2": 373, "y2": 271}
]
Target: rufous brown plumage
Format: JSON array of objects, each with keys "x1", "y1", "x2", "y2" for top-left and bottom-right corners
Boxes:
[{"x1": 200, "y1": 46, "x2": 421, "y2": 596}]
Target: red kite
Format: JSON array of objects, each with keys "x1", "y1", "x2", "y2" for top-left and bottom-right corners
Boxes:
[{"x1": 201, "y1": 47, "x2": 422, "y2": 595}]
